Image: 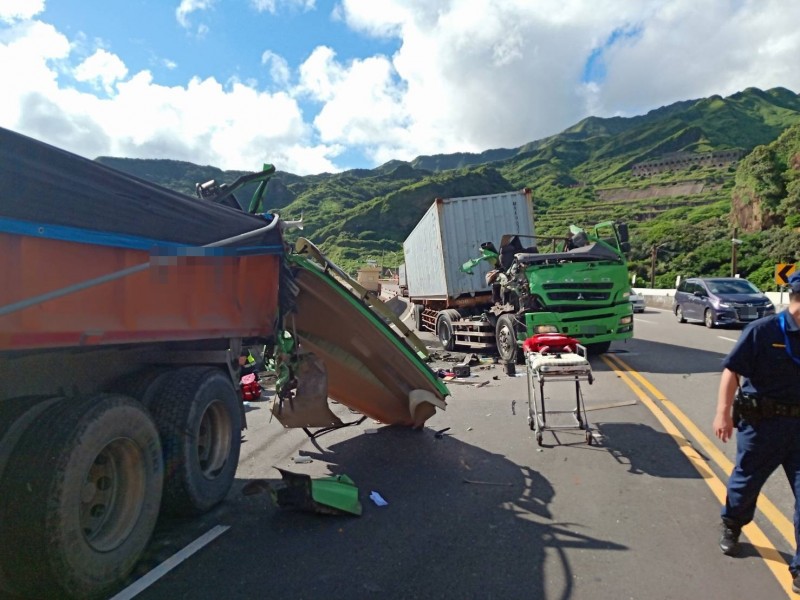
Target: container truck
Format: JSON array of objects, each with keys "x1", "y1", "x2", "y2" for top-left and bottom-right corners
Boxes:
[
  {"x1": 0, "y1": 127, "x2": 447, "y2": 599},
  {"x1": 403, "y1": 190, "x2": 633, "y2": 361}
]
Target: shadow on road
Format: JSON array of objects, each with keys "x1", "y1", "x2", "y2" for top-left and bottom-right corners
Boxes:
[
  {"x1": 190, "y1": 427, "x2": 629, "y2": 600},
  {"x1": 597, "y1": 338, "x2": 728, "y2": 375},
  {"x1": 594, "y1": 422, "x2": 703, "y2": 478}
]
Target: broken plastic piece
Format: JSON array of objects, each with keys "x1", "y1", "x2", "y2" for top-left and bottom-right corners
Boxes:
[
  {"x1": 270, "y1": 468, "x2": 362, "y2": 515},
  {"x1": 369, "y1": 491, "x2": 388, "y2": 506}
]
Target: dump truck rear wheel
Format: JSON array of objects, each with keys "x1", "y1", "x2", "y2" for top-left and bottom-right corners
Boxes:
[
  {"x1": 0, "y1": 394, "x2": 162, "y2": 599},
  {"x1": 148, "y1": 366, "x2": 241, "y2": 516},
  {"x1": 109, "y1": 367, "x2": 172, "y2": 407}
]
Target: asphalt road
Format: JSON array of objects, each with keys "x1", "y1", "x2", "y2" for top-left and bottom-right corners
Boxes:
[{"x1": 119, "y1": 304, "x2": 797, "y2": 600}]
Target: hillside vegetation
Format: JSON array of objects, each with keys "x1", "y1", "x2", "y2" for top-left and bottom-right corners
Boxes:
[{"x1": 97, "y1": 87, "x2": 800, "y2": 290}]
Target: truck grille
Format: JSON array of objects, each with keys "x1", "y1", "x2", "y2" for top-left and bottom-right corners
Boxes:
[
  {"x1": 542, "y1": 282, "x2": 614, "y2": 290},
  {"x1": 548, "y1": 291, "x2": 611, "y2": 302}
]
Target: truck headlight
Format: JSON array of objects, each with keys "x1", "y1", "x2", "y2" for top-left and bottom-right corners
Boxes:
[
  {"x1": 533, "y1": 324, "x2": 559, "y2": 334},
  {"x1": 619, "y1": 316, "x2": 633, "y2": 325}
]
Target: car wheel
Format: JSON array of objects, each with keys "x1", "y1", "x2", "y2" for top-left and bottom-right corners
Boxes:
[
  {"x1": 675, "y1": 306, "x2": 686, "y2": 323},
  {"x1": 704, "y1": 309, "x2": 715, "y2": 329}
]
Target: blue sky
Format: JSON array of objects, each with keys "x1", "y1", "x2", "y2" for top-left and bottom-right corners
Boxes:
[{"x1": 2, "y1": 1, "x2": 800, "y2": 175}]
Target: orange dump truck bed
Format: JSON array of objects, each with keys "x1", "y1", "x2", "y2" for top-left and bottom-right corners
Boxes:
[
  {"x1": 0, "y1": 232, "x2": 281, "y2": 351},
  {"x1": 0, "y1": 126, "x2": 285, "y2": 352}
]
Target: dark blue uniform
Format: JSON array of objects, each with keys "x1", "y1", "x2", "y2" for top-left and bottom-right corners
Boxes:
[{"x1": 721, "y1": 308, "x2": 800, "y2": 573}]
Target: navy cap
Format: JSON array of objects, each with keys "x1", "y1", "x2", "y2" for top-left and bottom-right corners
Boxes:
[{"x1": 789, "y1": 271, "x2": 800, "y2": 292}]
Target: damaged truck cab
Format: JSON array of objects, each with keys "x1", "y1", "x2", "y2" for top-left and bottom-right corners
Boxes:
[
  {"x1": 467, "y1": 220, "x2": 634, "y2": 362},
  {"x1": 404, "y1": 190, "x2": 633, "y2": 362}
]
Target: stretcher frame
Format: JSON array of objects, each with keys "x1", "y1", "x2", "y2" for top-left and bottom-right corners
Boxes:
[{"x1": 525, "y1": 344, "x2": 594, "y2": 446}]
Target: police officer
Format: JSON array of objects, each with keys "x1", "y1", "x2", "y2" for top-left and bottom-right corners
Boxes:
[{"x1": 713, "y1": 271, "x2": 800, "y2": 590}]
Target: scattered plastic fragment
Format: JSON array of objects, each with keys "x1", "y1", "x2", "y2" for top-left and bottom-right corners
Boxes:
[
  {"x1": 365, "y1": 428, "x2": 379, "y2": 434},
  {"x1": 370, "y1": 491, "x2": 388, "y2": 506},
  {"x1": 434, "y1": 427, "x2": 451, "y2": 439},
  {"x1": 293, "y1": 455, "x2": 312, "y2": 463},
  {"x1": 272, "y1": 469, "x2": 362, "y2": 515}
]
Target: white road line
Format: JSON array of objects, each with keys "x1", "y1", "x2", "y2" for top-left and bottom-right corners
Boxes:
[
  {"x1": 109, "y1": 525, "x2": 230, "y2": 600},
  {"x1": 718, "y1": 336, "x2": 739, "y2": 343}
]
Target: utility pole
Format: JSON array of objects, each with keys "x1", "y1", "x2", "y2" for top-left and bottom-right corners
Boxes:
[
  {"x1": 651, "y1": 242, "x2": 669, "y2": 288},
  {"x1": 650, "y1": 245, "x2": 656, "y2": 288},
  {"x1": 731, "y1": 227, "x2": 739, "y2": 277}
]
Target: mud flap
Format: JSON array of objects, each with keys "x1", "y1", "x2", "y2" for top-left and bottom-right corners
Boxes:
[{"x1": 271, "y1": 352, "x2": 343, "y2": 428}]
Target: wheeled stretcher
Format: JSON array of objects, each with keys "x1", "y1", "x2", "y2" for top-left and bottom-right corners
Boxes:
[{"x1": 523, "y1": 334, "x2": 594, "y2": 446}]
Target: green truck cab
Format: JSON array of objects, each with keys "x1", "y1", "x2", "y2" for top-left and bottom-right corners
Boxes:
[{"x1": 463, "y1": 221, "x2": 633, "y2": 362}]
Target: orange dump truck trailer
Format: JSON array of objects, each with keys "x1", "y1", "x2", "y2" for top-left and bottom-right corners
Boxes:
[{"x1": 0, "y1": 128, "x2": 447, "y2": 599}]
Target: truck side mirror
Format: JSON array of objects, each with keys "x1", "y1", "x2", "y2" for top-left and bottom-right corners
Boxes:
[
  {"x1": 620, "y1": 241, "x2": 631, "y2": 253},
  {"x1": 616, "y1": 223, "x2": 629, "y2": 244}
]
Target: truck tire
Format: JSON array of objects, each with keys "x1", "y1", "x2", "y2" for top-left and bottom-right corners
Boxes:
[
  {"x1": 0, "y1": 394, "x2": 163, "y2": 600},
  {"x1": 412, "y1": 304, "x2": 423, "y2": 331},
  {"x1": 147, "y1": 366, "x2": 241, "y2": 516},
  {"x1": 496, "y1": 314, "x2": 520, "y2": 364},
  {"x1": 436, "y1": 310, "x2": 458, "y2": 351},
  {"x1": 0, "y1": 396, "x2": 65, "y2": 596},
  {"x1": 109, "y1": 367, "x2": 172, "y2": 406}
]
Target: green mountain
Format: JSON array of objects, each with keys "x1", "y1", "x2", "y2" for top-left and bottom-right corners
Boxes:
[{"x1": 97, "y1": 86, "x2": 800, "y2": 289}]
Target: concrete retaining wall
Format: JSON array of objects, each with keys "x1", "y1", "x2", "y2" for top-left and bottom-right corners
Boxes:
[{"x1": 633, "y1": 288, "x2": 790, "y2": 311}]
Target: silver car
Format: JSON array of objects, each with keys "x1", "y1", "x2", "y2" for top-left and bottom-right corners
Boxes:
[{"x1": 629, "y1": 290, "x2": 646, "y2": 313}]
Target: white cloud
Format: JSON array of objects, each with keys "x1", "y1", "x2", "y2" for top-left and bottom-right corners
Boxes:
[
  {"x1": 73, "y1": 49, "x2": 128, "y2": 95},
  {"x1": 0, "y1": 15, "x2": 337, "y2": 174},
  {"x1": 251, "y1": 0, "x2": 315, "y2": 14},
  {"x1": 176, "y1": 0, "x2": 215, "y2": 29},
  {"x1": 313, "y1": 0, "x2": 800, "y2": 164},
  {"x1": 3, "y1": 0, "x2": 800, "y2": 176},
  {"x1": 0, "y1": 0, "x2": 45, "y2": 22},
  {"x1": 261, "y1": 50, "x2": 290, "y2": 86}
]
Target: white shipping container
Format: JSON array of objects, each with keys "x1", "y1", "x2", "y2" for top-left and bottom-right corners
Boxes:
[{"x1": 403, "y1": 190, "x2": 535, "y2": 300}]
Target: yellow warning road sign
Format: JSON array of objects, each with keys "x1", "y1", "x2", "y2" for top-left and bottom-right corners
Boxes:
[{"x1": 775, "y1": 263, "x2": 797, "y2": 286}]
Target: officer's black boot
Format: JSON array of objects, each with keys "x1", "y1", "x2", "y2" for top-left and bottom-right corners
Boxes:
[{"x1": 719, "y1": 519, "x2": 741, "y2": 556}]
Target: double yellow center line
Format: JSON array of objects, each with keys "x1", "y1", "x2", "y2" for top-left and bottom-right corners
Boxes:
[{"x1": 601, "y1": 353, "x2": 796, "y2": 597}]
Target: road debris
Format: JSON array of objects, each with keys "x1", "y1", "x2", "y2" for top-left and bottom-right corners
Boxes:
[
  {"x1": 463, "y1": 478, "x2": 513, "y2": 486},
  {"x1": 369, "y1": 491, "x2": 388, "y2": 506}
]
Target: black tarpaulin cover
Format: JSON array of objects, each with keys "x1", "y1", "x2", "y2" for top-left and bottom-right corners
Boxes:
[{"x1": 0, "y1": 127, "x2": 283, "y2": 249}]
